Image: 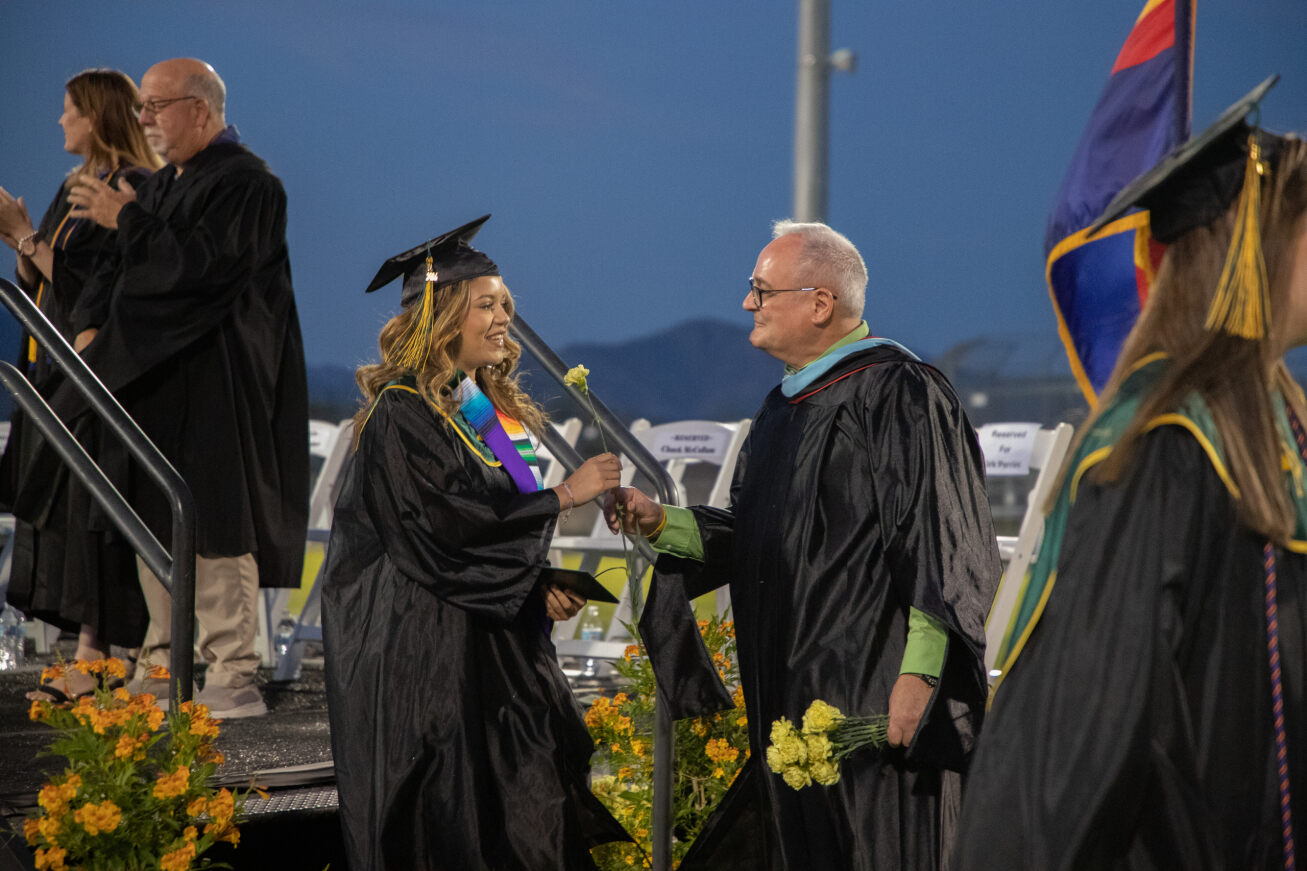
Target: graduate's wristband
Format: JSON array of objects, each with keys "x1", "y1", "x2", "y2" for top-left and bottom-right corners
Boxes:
[{"x1": 559, "y1": 482, "x2": 575, "y2": 523}]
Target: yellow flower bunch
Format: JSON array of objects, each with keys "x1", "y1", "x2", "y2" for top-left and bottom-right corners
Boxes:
[
  {"x1": 24, "y1": 659, "x2": 257, "y2": 871},
  {"x1": 587, "y1": 615, "x2": 749, "y2": 870},
  {"x1": 765, "y1": 699, "x2": 889, "y2": 791}
]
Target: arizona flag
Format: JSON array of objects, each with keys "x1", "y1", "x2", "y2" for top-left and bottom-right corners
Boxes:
[{"x1": 1046, "y1": 0, "x2": 1194, "y2": 403}]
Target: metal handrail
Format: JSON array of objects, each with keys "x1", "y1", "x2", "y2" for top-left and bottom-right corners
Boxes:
[
  {"x1": 511, "y1": 314, "x2": 679, "y2": 871},
  {"x1": 0, "y1": 278, "x2": 196, "y2": 703}
]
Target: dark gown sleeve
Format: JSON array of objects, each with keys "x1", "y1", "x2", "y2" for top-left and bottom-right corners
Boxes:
[
  {"x1": 65, "y1": 167, "x2": 153, "y2": 332},
  {"x1": 953, "y1": 428, "x2": 1252, "y2": 870},
  {"x1": 355, "y1": 391, "x2": 560, "y2": 623},
  {"x1": 65, "y1": 168, "x2": 287, "y2": 397},
  {"x1": 637, "y1": 434, "x2": 751, "y2": 719},
  {"x1": 866, "y1": 363, "x2": 1001, "y2": 769}
]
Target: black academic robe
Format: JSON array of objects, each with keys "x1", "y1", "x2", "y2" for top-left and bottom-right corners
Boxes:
[
  {"x1": 321, "y1": 388, "x2": 629, "y2": 871},
  {"x1": 1, "y1": 166, "x2": 152, "y2": 645},
  {"x1": 29, "y1": 141, "x2": 308, "y2": 589},
  {"x1": 643, "y1": 345, "x2": 1001, "y2": 870},
  {"x1": 954, "y1": 427, "x2": 1307, "y2": 870}
]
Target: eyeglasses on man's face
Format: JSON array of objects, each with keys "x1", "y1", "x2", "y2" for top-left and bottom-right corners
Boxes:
[
  {"x1": 748, "y1": 279, "x2": 835, "y2": 309},
  {"x1": 135, "y1": 96, "x2": 200, "y2": 119}
]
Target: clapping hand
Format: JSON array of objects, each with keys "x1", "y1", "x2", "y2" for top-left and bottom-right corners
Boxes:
[
  {"x1": 66, "y1": 175, "x2": 137, "y2": 229},
  {"x1": 0, "y1": 185, "x2": 33, "y2": 247}
]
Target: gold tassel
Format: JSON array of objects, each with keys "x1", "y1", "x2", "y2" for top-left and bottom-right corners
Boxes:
[
  {"x1": 1205, "y1": 133, "x2": 1270, "y2": 339},
  {"x1": 394, "y1": 255, "x2": 437, "y2": 369}
]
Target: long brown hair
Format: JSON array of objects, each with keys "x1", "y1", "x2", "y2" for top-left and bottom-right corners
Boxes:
[
  {"x1": 65, "y1": 69, "x2": 163, "y2": 178},
  {"x1": 1073, "y1": 135, "x2": 1307, "y2": 543},
  {"x1": 353, "y1": 278, "x2": 547, "y2": 443}
]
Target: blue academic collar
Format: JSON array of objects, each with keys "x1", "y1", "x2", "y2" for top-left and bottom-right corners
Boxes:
[
  {"x1": 780, "y1": 337, "x2": 920, "y2": 398},
  {"x1": 212, "y1": 125, "x2": 242, "y2": 146}
]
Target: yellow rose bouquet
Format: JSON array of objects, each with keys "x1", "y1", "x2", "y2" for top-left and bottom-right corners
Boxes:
[
  {"x1": 765, "y1": 699, "x2": 888, "y2": 790},
  {"x1": 23, "y1": 659, "x2": 256, "y2": 871}
]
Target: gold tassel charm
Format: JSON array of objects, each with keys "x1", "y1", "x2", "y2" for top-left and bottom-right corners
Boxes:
[
  {"x1": 1205, "y1": 133, "x2": 1271, "y2": 339},
  {"x1": 394, "y1": 255, "x2": 438, "y2": 369}
]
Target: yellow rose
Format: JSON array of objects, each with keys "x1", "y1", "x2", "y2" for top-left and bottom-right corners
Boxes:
[
  {"x1": 782, "y1": 765, "x2": 813, "y2": 790},
  {"x1": 804, "y1": 733, "x2": 833, "y2": 763},
  {"x1": 769, "y1": 716, "x2": 796, "y2": 746},
  {"x1": 811, "y1": 760, "x2": 841, "y2": 786},
  {"x1": 801, "y1": 699, "x2": 844, "y2": 734},
  {"x1": 563, "y1": 365, "x2": 590, "y2": 392},
  {"x1": 778, "y1": 735, "x2": 808, "y2": 766}
]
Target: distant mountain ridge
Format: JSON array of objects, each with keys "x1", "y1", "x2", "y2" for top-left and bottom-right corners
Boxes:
[{"x1": 306, "y1": 318, "x2": 785, "y2": 425}]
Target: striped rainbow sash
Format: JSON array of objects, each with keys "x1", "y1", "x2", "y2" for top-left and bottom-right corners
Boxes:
[{"x1": 456, "y1": 376, "x2": 543, "y2": 493}]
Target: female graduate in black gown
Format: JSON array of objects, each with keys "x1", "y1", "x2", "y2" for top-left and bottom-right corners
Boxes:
[
  {"x1": 955, "y1": 84, "x2": 1307, "y2": 869},
  {"x1": 322, "y1": 217, "x2": 631, "y2": 870},
  {"x1": 0, "y1": 69, "x2": 161, "y2": 694}
]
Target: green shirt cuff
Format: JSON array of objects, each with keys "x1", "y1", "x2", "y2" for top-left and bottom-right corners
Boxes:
[
  {"x1": 900, "y1": 608, "x2": 947, "y2": 678},
  {"x1": 649, "y1": 505, "x2": 704, "y2": 561}
]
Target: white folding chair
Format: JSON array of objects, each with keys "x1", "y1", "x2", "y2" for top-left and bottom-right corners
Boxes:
[
  {"x1": 980, "y1": 422, "x2": 1074, "y2": 676},
  {"x1": 551, "y1": 418, "x2": 751, "y2": 656},
  {"x1": 259, "y1": 418, "x2": 355, "y2": 675}
]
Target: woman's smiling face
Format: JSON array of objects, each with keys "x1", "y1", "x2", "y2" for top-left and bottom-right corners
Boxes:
[{"x1": 453, "y1": 275, "x2": 512, "y2": 373}]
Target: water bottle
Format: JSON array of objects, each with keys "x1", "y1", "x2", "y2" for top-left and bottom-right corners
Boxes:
[
  {"x1": 579, "y1": 605, "x2": 603, "y2": 677},
  {"x1": 0, "y1": 604, "x2": 25, "y2": 671},
  {"x1": 274, "y1": 611, "x2": 300, "y2": 679}
]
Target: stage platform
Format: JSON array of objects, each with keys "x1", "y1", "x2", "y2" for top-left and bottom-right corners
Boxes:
[{"x1": 0, "y1": 647, "x2": 345, "y2": 870}]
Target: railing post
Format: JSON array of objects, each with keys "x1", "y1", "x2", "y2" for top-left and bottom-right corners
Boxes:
[
  {"x1": 512, "y1": 315, "x2": 680, "y2": 871},
  {"x1": 0, "y1": 279, "x2": 196, "y2": 702}
]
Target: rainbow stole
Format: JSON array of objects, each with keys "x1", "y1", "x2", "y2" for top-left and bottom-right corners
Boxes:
[{"x1": 456, "y1": 376, "x2": 543, "y2": 493}]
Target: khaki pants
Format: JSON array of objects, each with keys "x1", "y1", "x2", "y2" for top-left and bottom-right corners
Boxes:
[{"x1": 136, "y1": 554, "x2": 260, "y2": 688}]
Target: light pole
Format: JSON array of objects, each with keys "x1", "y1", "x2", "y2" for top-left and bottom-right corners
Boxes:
[{"x1": 793, "y1": 0, "x2": 856, "y2": 222}]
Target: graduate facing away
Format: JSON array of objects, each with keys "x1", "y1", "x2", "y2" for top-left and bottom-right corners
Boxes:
[
  {"x1": 956, "y1": 78, "x2": 1307, "y2": 869},
  {"x1": 321, "y1": 216, "x2": 630, "y2": 871}
]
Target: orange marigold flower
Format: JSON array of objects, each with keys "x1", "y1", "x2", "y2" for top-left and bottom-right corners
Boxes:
[
  {"x1": 104, "y1": 658, "x2": 128, "y2": 679},
  {"x1": 148, "y1": 664, "x2": 171, "y2": 680},
  {"x1": 73, "y1": 799, "x2": 122, "y2": 836},
  {"x1": 29, "y1": 700, "x2": 48, "y2": 722},
  {"x1": 183, "y1": 825, "x2": 198, "y2": 841},
  {"x1": 159, "y1": 841, "x2": 196, "y2": 871},
  {"x1": 187, "y1": 796, "x2": 208, "y2": 817},
  {"x1": 112, "y1": 687, "x2": 130, "y2": 703},
  {"x1": 37, "y1": 815, "x2": 61, "y2": 844},
  {"x1": 153, "y1": 766, "x2": 191, "y2": 800},
  {"x1": 696, "y1": 619, "x2": 709, "y2": 631},
  {"x1": 33, "y1": 845, "x2": 67, "y2": 870},
  {"x1": 37, "y1": 785, "x2": 64, "y2": 813},
  {"x1": 23, "y1": 817, "x2": 39, "y2": 845},
  {"x1": 41, "y1": 665, "x2": 65, "y2": 683},
  {"x1": 72, "y1": 660, "x2": 94, "y2": 676},
  {"x1": 147, "y1": 707, "x2": 166, "y2": 731},
  {"x1": 208, "y1": 788, "x2": 236, "y2": 825},
  {"x1": 622, "y1": 644, "x2": 642, "y2": 662},
  {"x1": 114, "y1": 734, "x2": 142, "y2": 760},
  {"x1": 630, "y1": 739, "x2": 646, "y2": 757}
]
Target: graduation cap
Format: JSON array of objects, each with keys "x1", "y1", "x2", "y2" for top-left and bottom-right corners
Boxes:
[
  {"x1": 1090, "y1": 75, "x2": 1282, "y2": 338},
  {"x1": 364, "y1": 214, "x2": 498, "y2": 307},
  {"x1": 364, "y1": 214, "x2": 499, "y2": 369}
]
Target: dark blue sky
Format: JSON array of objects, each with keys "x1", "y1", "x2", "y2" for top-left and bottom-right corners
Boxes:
[{"x1": 2, "y1": 1, "x2": 1304, "y2": 371}]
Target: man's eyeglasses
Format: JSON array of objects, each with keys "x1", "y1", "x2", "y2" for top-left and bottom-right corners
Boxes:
[
  {"x1": 748, "y1": 280, "x2": 834, "y2": 308},
  {"x1": 135, "y1": 96, "x2": 200, "y2": 119}
]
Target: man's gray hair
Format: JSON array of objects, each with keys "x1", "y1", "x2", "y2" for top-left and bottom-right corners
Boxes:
[
  {"x1": 186, "y1": 69, "x2": 226, "y2": 120},
  {"x1": 771, "y1": 219, "x2": 867, "y2": 318}
]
